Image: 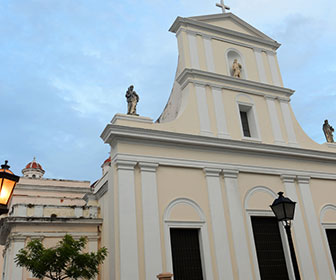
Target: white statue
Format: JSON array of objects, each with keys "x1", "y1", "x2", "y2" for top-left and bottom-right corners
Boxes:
[{"x1": 232, "y1": 59, "x2": 242, "y2": 78}]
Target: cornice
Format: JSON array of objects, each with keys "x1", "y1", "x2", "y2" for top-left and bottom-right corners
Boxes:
[
  {"x1": 101, "y1": 125, "x2": 336, "y2": 164},
  {"x1": 16, "y1": 184, "x2": 91, "y2": 194},
  {"x1": 169, "y1": 16, "x2": 280, "y2": 50},
  {"x1": 176, "y1": 68, "x2": 294, "y2": 99}
]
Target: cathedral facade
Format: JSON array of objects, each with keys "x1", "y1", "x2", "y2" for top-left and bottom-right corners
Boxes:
[{"x1": 2, "y1": 7, "x2": 336, "y2": 280}]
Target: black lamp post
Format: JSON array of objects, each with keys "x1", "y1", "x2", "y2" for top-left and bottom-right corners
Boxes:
[
  {"x1": 0, "y1": 161, "x2": 19, "y2": 215},
  {"x1": 270, "y1": 192, "x2": 301, "y2": 280}
]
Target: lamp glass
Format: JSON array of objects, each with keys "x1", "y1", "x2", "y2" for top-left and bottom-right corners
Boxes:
[
  {"x1": 284, "y1": 201, "x2": 295, "y2": 220},
  {"x1": 271, "y1": 203, "x2": 286, "y2": 221}
]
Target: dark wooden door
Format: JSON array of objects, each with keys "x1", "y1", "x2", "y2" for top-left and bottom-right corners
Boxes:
[
  {"x1": 251, "y1": 216, "x2": 289, "y2": 280},
  {"x1": 326, "y1": 229, "x2": 336, "y2": 272},
  {"x1": 170, "y1": 228, "x2": 204, "y2": 280}
]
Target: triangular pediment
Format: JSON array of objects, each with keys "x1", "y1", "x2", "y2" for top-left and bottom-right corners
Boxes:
[{"x1": 189, "y1": 13, "x2": 274, "y2": 42}]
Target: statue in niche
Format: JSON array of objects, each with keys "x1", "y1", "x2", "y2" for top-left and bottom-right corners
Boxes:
[
  {"x1": 125, "y1": 85, "x2": 139, "y2": 115},
  {"x1": 232, "y1": 59, "x2": 242, "y2": 78},
  {"x1": 323, "y1": 119, "x2": 334, "y2": 143}
]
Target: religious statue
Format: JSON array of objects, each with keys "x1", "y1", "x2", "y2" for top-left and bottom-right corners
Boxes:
[
  {"x1": 323, "y1": 119, "x2": 334, "y2": 143},
  {"x1": 232, "y1": 59, "x2": 242, "y2": 78},
  {"x1": 125, "y1": 85, "x2": 139, "y2": 115}
]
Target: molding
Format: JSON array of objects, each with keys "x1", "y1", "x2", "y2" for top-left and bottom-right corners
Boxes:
[
  {"x1": 94, "y1": 181, "x2": 108, "y2": 200},
  {"x1": 297, "y1": 176, "x2": 311, "y2": 184},
  {"x1": 244, "y1": 186, "x2": 277, "y2": 209},
  {"x1": 163, "y1": 198, "x2": 213, "y2": 280},
  {"x1": 112, "y1": 153, "x2": 336, "y2": 181},
  {"x1": 111, "y1": 113, "x2": 153, "y2": 124},
  {"x1": 176, "y1": 68, "x2": 294, "y2": 99},
  {"x1": 114, "y1": 159, "x2": 137, "y2": 171},
  {"x1": 223, "y1": 169, "x2": 239, "y2": 178},
  {"x1": 15, "y1": 184, "x2": 91, "y2": 194},
  {"x1": 203, "y1": 167, "x2": 221, "y2": 177},
  {"x1": 138, "y1": 162, "x2": 159, "y2": 172},
  {"x1": 281, "y1": 174, "x2": 296, "y2": 183},
  {"x1": 101, "y1": 125, "x2": 336, "y2": 164},
  {"x1": 169, "y1": 15, "x2": 280, "y2": 50}
]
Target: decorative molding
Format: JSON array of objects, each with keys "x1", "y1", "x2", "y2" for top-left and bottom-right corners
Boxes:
[
  {"x1": 244, "y1": 186, "x2": 277, "y2": 209},
  {"x1": 223, "y1": 169, "x2": 239, "y2": 178},
  {"x1": 111, "y1": 113, "x2": 153, "y2": 124},
  {"x1": 280, "y1": 174, "x2": 296, "y2": 183},
  {"x1": 203, "y1": 168, "x2": 221, "y2": 177},
  {"x1": 163, "y1": 198, "x2": 214, "y2": 280},
  {"x1": 15, "y1": 184, "x2": 91, "y2": 194},
  {"x1": 176, "y1": 68, "x2": 294, "y2": 99},
  {"x1": 297, "y1": 176, "x2": 311, "y2": 184},
  {"x1": 114, "y1": 159, "x2": 137, "y2": 171},
  {"x1": 169, "y1": 15, "x2": 280, "y2": 49},
  {"x1": 138, "y1": 162, "x2": 159, "y2": 172}
]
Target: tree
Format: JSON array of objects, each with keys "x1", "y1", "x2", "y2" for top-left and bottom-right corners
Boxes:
[{"x1": 15, "y1": 234, "x2": 107, "y2": 280}]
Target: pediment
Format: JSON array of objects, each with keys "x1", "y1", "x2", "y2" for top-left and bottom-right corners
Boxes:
[{"x1": 189, "y1": 13, "x2": 274, "y2": 42}]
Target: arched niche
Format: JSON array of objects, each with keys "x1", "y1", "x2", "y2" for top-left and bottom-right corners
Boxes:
[
  {"x1": 321, "y1": 204, "x2": 336, "y2": 224},
  {"x1": 244, "y1": 186, "x2": 277, "y2": 210},
  {"x1": 164, "y1": 198, "x2": 205, "y2": 222},
  {"x1": 226, "y1": 48, "x2": 247, "y2": 79}
]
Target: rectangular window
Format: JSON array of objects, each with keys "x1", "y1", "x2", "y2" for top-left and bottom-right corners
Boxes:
[
  {"x1": 170, "y1": 228, "x2": 203, "y2": 280},
  {"x1": 326, "y1": 229, "x2": 336, "y2": 272},
  {"x1": 251, "y1": 216, "x2": 289, "y2": 280},
  {"x1": 240, "y1": 111, "x2": 251, "y2": 137}
]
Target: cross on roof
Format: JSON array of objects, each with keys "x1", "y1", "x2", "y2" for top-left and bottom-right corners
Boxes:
[{"x1": 216, "y1": 0, "x2": 230, "y2": 13}]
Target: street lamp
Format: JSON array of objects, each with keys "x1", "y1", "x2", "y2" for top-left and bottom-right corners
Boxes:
[
  {"x1": 270, "y1": 192, "x2": 300, "y2": 280},
  {"x1": 0, "y1": 161, "x2": 19, "y2": 215}
]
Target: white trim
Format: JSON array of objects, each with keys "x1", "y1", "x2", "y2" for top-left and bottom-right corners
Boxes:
[
  {"x1": 163, "y1": 198, "x2": 214, "y2": 280},
  {"x1": 111, "y1": 153, "x2": 336, "y2": 181},
  {"x1": 115, "y1": 160, "x2": 139, "y2": 279},
  {"x1": 320, "y1": 205, "x2": 336, "y2": 279},
  {"x1": 139, "y1": 162, "x2": 163, "y2": 280},
  {"x1": 236, "y1": 95, "x2": 261, "y2": 140},
  {"x1": 265, "y1": 97, "x2": 285, "y2": 144},
  {"x1": 281, "y1": 176, "x2": 316, "y2": 280},
  {"x1": 279, "y1": 100, "x2": 298, "y2": 146},
  {"x1": 267, "y1": 51, "x2": 281, "y2": 86},
  {"x1": 297, "y1": 177, "x2": 333, "y2": 279},
  {"x1": 204, "y1": 168, "x2": 234, "y2": 280},
  {"x1": 11, "y1": 238, "x2": 25, "y2": 280},
  {"x1": 195, "y1": 84, "x2": 213, "y2": 136},
  {"x1": 254, "y1": 48, "x2": 267, "y2": 83},
  {"x1": 223, "y1": 170, "x2": 253, "y2": 279},
  {"x1": 244, "y1": 187, "x2": 277, "y2": 280},
  {"x1": 203, "y1": 37, "x2": 215, "y2": 72},
  {"x1": 111, "y1": 113, "x2": 153, "y2": 124},
  {"x1": 211, "y1": 87, "x2": 230, "y2": 138},
  {"x1": 187, "y1": 33, "x2": 200, "y2": 69}
]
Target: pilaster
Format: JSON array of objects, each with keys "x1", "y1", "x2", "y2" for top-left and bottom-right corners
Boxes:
[
  {"x1": 116, "y1": 160, "x2": 139, "y2": 279},
  {"x1": 297, "y1": 176, "x2": 333, "y2": 279},
  {"x1": 223, "y1": 169, "x2": 253, "y2": 279},
  {"x1": 11, "y1": 236, "x2": 26, "y2": 280},
  {"x1": 195, "y1": 84, "x2": 212, "y2": 136},
  {"x1": 211, "y1": 87, "x2": 230, "y2": 139},
  {"x1": 139, "y1": 162, "x2": 163, "y2": 280},
  {"x1": 281, "y1": 175, "x2": 315, "y2": 280},
  {"x1": 265, "y1": 96, "x2": 284, "y2": 144},
  {"x1": 279, "y1": 99, "x2": 298, "y2": 147},
  {"x1": 204, "y1": 168, "x2": 234, "y2": 280}
]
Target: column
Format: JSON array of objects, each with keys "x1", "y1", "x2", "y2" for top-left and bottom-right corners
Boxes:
[
  {"x1": 116, "y1": 160, "x2": 139, "y2": 279},
  {"x1": 187, "y1": 32, "x2": 200, "y2": 69},
  {"x1": 265, "y1": 96, "x2": 284, "y2": 144},
  {"x1": 88, "y1": 236, "x2": 99, "y2": 280},
  {"x1": 11, "y1": 236, "x2": 25, "y2": 280},
  {"x1": 204, "y1": 168, "x2": 234, "y2": 280},
  {"x1": 195, "y1": 84, "x2": 212, "y2": 137},
  {"x1": 223, "y1": 170, "x2": 253, "y2": 279},
  {"x1": 211, "y1": 87, "x2": 230, "y2": 139},
  {"x1": 254, "y1": 48, "x2": 267, "y2": 83},
  {"x1": 279, "y1": 99, "x2": 298, "y2": 146},
  {"x1": 297, "y1": 176, "x2": 333, "y2": 279},
  {"x1": 281, "y1": 175, "x2": 315, "y2": 280},
  {"x1": 266, "y1": 51, "x2": 281, "y2": 86},
  {"x1": 203, "y1": 36, "x2": 215, "y2": 72},
  {"x1": 139, "y1": 162, "x2": 163, "y2": 279}
]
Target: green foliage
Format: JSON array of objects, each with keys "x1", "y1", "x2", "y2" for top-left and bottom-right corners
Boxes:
[{"x1": 15, "y1": 234, "x2": 107, "y2": 280}]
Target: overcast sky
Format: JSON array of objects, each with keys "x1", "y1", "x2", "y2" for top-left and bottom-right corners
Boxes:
[{"x1": 1, "y1": 0, "x2": 335, "y2": 182}]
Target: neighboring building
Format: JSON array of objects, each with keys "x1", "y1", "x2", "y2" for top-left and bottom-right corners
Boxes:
[
  {"x1": 0, "y1": 158, "x2": 100, "y2": 280},
  {"x1": 2, "y1": 7, "x2": 336, "y2": 280}
]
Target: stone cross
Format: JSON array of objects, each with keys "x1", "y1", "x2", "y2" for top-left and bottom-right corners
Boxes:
[{"x1": 216, "y1": 0, "x2": 230, "y2": 13}]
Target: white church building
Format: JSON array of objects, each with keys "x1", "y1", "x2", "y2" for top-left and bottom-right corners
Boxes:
[{"x1": 2, "y1": 4, "x2": 336, "y2": 280}]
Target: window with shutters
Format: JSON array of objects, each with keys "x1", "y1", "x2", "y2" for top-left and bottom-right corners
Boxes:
[
  {"x1": 170, "y1": 228, "x2": 204, "y2": 280},
  {"x1": 251, "y1": 216, "x2": 289, "y2": 280},
  {"x1": 326, "y1": 229, "x2": 336, "y2": 272}
]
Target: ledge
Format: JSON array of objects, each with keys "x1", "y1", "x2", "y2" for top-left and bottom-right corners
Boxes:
[
  {"x1": 176, "y1": 68, "x2": 294, "y2": 99},
  {"x1": 111, "y1": 113, "x2": 153, "y2": 124}
]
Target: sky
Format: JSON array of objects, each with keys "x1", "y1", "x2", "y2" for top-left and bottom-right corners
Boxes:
[{"x1": 1, "y1": 0, "x2": 335, "y2": 182}]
